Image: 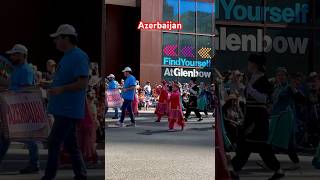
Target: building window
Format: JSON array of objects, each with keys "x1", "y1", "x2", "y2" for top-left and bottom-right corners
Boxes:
[
  {"x1": 179, "y1": 34, "x2": 196, "y2": 59},
  {"x1": 163, "y1": 0, "x2": 179, "y2": 23},
  {"x1": 162, "y1": 33, "x2": 178, "y2": 58},
  {"x1": 180, "y1": 0, "x2": 196, "y2": 33},
  {"x1": 162, "y1": 0, "x2": 214, "y2": 83},
  {"x1": 197, "y1": 35, "x2": 213, "y2": 60},
  {"x1": 197, "y1": 1, "x2": 213, "y2": 34}
]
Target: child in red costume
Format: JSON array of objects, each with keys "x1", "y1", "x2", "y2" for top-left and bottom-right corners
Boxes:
[
  {"x1": 167, "y1": 82, "x2": 185, "y2": 131},
  {"x1": 155, "y1": 80, "x2": 169, "y2": 122}
]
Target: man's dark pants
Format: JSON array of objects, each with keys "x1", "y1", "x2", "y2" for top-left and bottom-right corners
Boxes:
[
  {"x1": 42, "y1": 116, "x2": 87, "y2": 180},
  {"x1": 120, "y1": 99, "x2": 135, "y2": 123}
]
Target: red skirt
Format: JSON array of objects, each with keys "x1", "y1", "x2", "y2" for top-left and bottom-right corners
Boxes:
[
  {"x1": 168, "y1": 108, "x2": 185, "y2": 127},
  {"x1": 168, "y1": 108, "x2": 184, "y2": 121},
  {"x1": 155, "y1": 102, "x2": 168, "y2": 115}
]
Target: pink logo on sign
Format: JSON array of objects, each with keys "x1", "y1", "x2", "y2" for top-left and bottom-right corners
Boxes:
[
  {"x1": 181, "y1": 46, "x2": 194, "y2": 58},
  {"x1": 163, "y1": 45, "x2": 178, "y2": 56}
]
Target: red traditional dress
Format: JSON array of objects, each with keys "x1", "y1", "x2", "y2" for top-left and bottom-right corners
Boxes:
[
  {"x1": 126, "y1": 93, "x2": 139, "y2": 116},
  {"x1": 168, "y1": 90, "x2": 185, "y2": 130},
  {"x1": 60, "y1": 100, "x2": 98, "y2": 166},
  {"x1": 155, "y1": 86, "x2": 169, "y2": 116},
  {"x1": 132, "y1": 93, "x2": 139, "y2": 115}
]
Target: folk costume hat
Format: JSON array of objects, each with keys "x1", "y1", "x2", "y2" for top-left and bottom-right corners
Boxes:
[{"x1": 276, "y1": 67, "x2": 288, "y2": 75}]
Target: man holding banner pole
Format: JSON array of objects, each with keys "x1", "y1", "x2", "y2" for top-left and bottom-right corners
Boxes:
[
  {"x1": 116, "y1": 67, "x2": 136, "y2": 127},
  {"x1": 0, "y1": 44, "x2": 40, "y2": 174},
  {"x1": 106, "y1": 74, "x2": 120, "y2": 119},
  {"x1": 41, "y1": 24, "x2": 88, "y2": 180}
]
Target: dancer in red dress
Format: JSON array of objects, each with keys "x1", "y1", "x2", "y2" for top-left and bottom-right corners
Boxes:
[
  {"x1": 155, "y1": 80, "x2": 169, "y2": 122},
  {"x1": 167, "y1": 82, "x2": 185, "y2": 131}
]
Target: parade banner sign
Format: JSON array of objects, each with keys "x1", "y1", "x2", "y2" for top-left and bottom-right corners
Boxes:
[
  {"x1": 0, "y1": 91, "x2": 48, "y2": 141},
  {"x1": 106, "y1": 89, "x2": 123, "y2": 108}
]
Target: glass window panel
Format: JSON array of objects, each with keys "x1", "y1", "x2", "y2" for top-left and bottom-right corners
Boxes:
[
  {"x1": 163, "y1": 0, "x2": 179, "y2": 22},
  {"x1": 197, "y1": 35, "x2": 213, "y2": 60},
  {"x1": 197, "y1": 1, "x2": 214, "y2": 34},
  {"x1": 180, "y1": 0, "x2": 196, "y2": 33},
  {"x1": 162, "y1": 33, "x2": 178, "y2": 58},
  {"x1": 179, "y1": 34, "x2": 196, "y2": 60}
]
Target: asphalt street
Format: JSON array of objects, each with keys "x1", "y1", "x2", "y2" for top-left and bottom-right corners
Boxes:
[{"x1": 105, "y1": 110, "x2": 215, "y2": 180}]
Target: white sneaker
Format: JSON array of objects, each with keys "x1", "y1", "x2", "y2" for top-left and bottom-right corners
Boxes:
[
  {"x1": 167, "y1": 129, "x2": 176, "y2": 132},
  {"x1": 115, "y1": 122, "x2": 125, "y2": 127}
]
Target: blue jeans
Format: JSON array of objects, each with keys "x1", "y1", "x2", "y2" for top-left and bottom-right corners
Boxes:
[
  {"x1": 105, "y1": 107, "x2": 119, "y2": 118},
  {"x1": 0, "y1": 137, "x2": 39, "y2": 167},
  {"x1": 114, "y1": 108, "x2": 119, "y2": 118},
  {"x1": 22, "y1": 140, "x2": 39, "y2": 167},
  {"x1": 0, "y1": 135, "x2": 9, "y2": 164},
  {"x1": 120, "y1": 99, "x2": 135, "y2": 124},
  {"x1": 42, "y1": 116, "x2": 86, "y2": 180}
]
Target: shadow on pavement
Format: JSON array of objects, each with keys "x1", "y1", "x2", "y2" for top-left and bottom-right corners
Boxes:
[{"x1": 137, "y1": 130, "x2": 182, "y2": 135}]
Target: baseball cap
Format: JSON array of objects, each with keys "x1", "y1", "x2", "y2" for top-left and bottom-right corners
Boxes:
[
  {"x1": 107, "y1": 74, "x2": 115, "y2": 79},
  {"x1": 50, "y1": 24, "x2": 77, "y2": 38},
  {"x1": 233, "y1": 70, "x2": 243, "y2": 76},
  {"x1": 309, "y1": 72, "x2": 318, "y2": 78},
  {"x1": 47, "y1": 59, "x2": 56, "y2": 65},
  {"x1": 276, "y1": 67, "x2": 288, "y2": 74},
  {"x1": 6, "y1": 44, "x2": 28, "y2": 55},
  {"x1": 122, "y1": 67, "x2": 132, "y2": 72}
]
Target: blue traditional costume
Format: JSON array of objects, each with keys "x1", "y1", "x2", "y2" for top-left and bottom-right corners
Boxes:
[{"x1": 268, "y1": 69, "x2": 300, "y2": 165}]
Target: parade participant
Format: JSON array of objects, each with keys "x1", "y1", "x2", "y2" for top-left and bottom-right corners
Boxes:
[
  {"x1": 197, "y1": 82, "x2": 209, "y2": 116},
  {"x1": 120, "y1": 79, "x2": 124, "y2": 89},
  {"x1": 60, "y1": 91, "x2": 98, "y2": 167},
  {"x1": 230, "y1": 70, "x2": 246, "y2": 112},
  {"x1": 185, "y1": 78, "x2": 203, "y2": 121},
  {"x1": 222, "y1": 94, "x2": 243, "y2": 146},
  {"x1": 305, "y1": 72, "x2": 320, "y2": 147},
  {"x1": 268, "y1": 67, "x2": 301, "y2": 170},
  {"x1": 215, "y1": 88, "x2": 231, "y2": 180},
  {"x1": 41, "y1": 24, "x2": 88, "y2": 180},
  {"x1": 116, "y1": 67, "x2": 136, "y2": 127},
  {"x1": 81, "y1": 90, "x2": 99, "y2": 164},
  {"x1": 43, "y1": 59, "x2": 56, "y2": 82},
  {"x1": 312, "y1": 74, "x2": 320, "y2": 169},
  {"x1": 132, "y1": 85, "x2": 139, "y2": 116},
  {"x1": 0, "y1": 44, "x2": 40, "y2": 174},
  {"x1": 155, "y1": 80, "x2": 169, "y2": 122},
  {"x1": 230, "y1": 54, "x2": 284, "y2": 180},
  {"x1": 144, "y1": 81, "x2": 152, "y2": 111},
  {"x1": 42, "y1": 59, "x2": 57, "y2": 128},
  {"x1": 144, "y1": 81, "x2": 152, "y2": 98},
  {"x1": 167, "y1": 82, "x2": 185, "y2": 131},
  {"x1": 106, "y1": 74, "x2": 119, "y2": 119}
]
